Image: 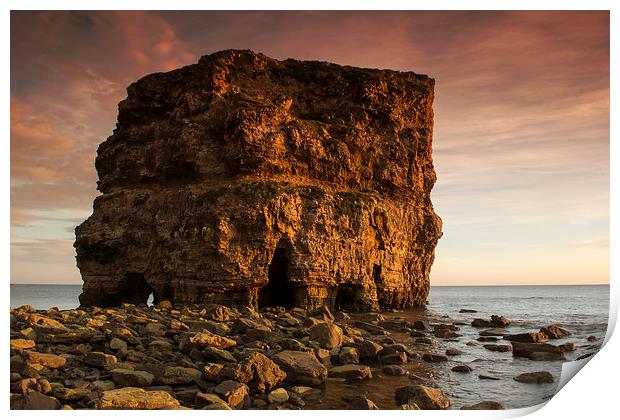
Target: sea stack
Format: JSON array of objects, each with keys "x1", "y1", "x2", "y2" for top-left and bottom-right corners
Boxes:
[{"x1": 74, "y1": 49, "x2": 442, "y2": 310}]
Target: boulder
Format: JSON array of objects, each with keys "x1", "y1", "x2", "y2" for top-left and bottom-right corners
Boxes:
[
  {"x1": 347, "y1": 395, "x2": 379, "y2": 410},
  {"x1": 10, "y1": 339, "x2": 36, "y2": 350},
  {"x1": 382, "y1": 365, "x2": 408, "y2": 376},
  {"x1": 183, "y1": 330, "x2": 236, "y2": 351},
  {"x1": 160, "y1": 366, "x2": 203, "y2": 385},
  {"x1": 461, "y1": 401, "x2": 507, "y2": 410},
  {"x1": 11, "y1": 390, "x2": 62, "y2": 410},
  {"x1": 451, "y1": 365, "x2": 472, "y2": 373},
  {"x1": 511, "y1": 342, "x2": 565, "y2": 361},
  {"x1": 272, "y1": 350, "x2": 328, "y2": 386},
  {"x1": 214, "y1": 380, "x2": 250, "y2": 409},
  {"x1": 217, "y1": 352, "x2": 286, "y2": 393},
  {"x1": 471, "y1": 315, "x2": 510, "y2": 328},
  {"x1": 110, "y1": 368, "x2": 155, "y2": 387},
  {"x1": 85, "y1": 351, "x2": 117, "y2": 367},
  {"x1": 267, "y1": 388, "x2": 289, "y2": 404},
  {"x1": 422, "y1": 353, "x2": 448, "y2": 362},
  {"x1": 356, "y1": 340, "x2": 383, "y2": 362},
  {"x1": 395, "y1": 385, "x2": 451, "y2": 409},
  {"x1": 483, "y1": 344, "x2": 512, "y2": 352},
  {"x1": 540, "y1": 325, "x2": 571, "y2": 339},
  {"x1": 503, "y1": 332, "x2": 548, "y2": 343},
  {"x1": 309, "y1": 323, "x2": 343, "y2": 349},
  {"x1": 513, "y1": 371, "x2": 554, "y2": 384},
  {"x1": 96, "y1": 387, "x2": 181, "y2": 409},
  {"x1": 338, "y1": 347, "x2": 360, "y2": 365},
  {"x1": 24, "y1": 351, "x2": 66, "y2": 369},
  {"x1": 329, "y1": 364, "x2": 372, "y2": 380}
]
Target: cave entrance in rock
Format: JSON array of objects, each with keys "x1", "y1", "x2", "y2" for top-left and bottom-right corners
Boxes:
[
  {"x1": 259, "y1": 247, "x2": 295, "y2": 309},
  {"x1": 335, "y1": 284, "x2": 357, "y2": 311},
  {"x1": 120, "y1": 272, "x2": 153, "y2": 306}
]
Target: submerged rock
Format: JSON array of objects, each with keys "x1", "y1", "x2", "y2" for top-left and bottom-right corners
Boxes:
[
  {"x1": 513, "y1": 371, "x2": 554, "y2": 384},
  {"x1": 461, "y1": 401, "x2": 507, "y2": 410}
]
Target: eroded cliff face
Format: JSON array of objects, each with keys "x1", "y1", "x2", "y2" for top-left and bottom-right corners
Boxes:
[{"x1": 74, "y1": 49, "x2": 442, "y2": 310}]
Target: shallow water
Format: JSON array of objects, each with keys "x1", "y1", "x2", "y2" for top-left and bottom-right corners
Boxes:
[
  {"x1": 304, "y1": 285, "x2": 608, "y2": 410},
  {"x1": 10, "y1": 284, "x2": 608, "y2": 409}
]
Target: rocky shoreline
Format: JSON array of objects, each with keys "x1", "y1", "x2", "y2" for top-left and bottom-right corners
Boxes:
[{"x1": 10, "y1": 302, "x2": 597, "y2": 410}]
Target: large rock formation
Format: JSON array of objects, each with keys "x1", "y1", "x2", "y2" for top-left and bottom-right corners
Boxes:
[{"x1": 74, "y1": 49, "x2": 442, "y2": 311}]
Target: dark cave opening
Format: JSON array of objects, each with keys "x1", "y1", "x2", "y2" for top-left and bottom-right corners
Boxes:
[
  {"x1": 335, "y1": 284, "x2": 357, "y2": 311},
  {"x1": 259, "y1": 247, "x2": 296, "y2": 309},
  {"x1": 372, "y1": 264, "x2": 383, "y2": 286},
  {"x1": 119, "y1": 272, "x2": 153, "y2": 306}
]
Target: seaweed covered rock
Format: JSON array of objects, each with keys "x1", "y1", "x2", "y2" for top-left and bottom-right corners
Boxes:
[{"x1": 75, "y1": 49, "x2": 442, "y2": 311}]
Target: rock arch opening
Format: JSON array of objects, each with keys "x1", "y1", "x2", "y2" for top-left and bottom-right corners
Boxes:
[
  {"x1": 119, "y1": 272, "x2": 153, "y2": 306},
  {"x1": 259, "y1": 247, "x2": 295, "y2": 309}
]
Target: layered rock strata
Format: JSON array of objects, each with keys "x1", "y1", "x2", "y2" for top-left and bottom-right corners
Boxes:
[{"x1": 75, "y1": 49, "x2": 442, "y2": 310}]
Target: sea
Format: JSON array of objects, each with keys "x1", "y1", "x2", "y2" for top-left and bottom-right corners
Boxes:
[{"x1": 10, "y1": 283, "x2": 609, "y2": 409}]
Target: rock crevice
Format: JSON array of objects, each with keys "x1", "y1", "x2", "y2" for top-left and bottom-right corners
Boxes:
[{"x1": 75, "y1": 49, "x2": 442, "y2": 310}]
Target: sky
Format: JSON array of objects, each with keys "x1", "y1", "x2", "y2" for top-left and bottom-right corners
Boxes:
[{"x1": 10, "y1": 11, "x2": 609, "y2": 285}]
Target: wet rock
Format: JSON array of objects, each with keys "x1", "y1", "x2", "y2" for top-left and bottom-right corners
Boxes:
[
  {"x1": 459, "y1": 309, "x2": 477, "y2": 313},
  {"x1": 267, "y1": 388, "x2": 289, "y2": 404},
  {"x1": 412, "y1": 321, "x2": 431, "y2": 331},
  {"x1": 382, "y1": 365, "x2": 408, "y2": 376},
  {"x1": 559, "y1": 342, "x2": 577, "y2": 352},
  {"x1": 110, "y1": 368, "x2": 155, "y2": 387},
  {"x1": 347, "y1": 395, "x2": 379, "y2": 409},
  {"x1": 472, "y1": 315, "x2": 510, "y2": 328},
  {"x1": 379, "y1": 351, "x2": 408, "y2": 365},
  {"x1": 203, "y1": 402, "x2": 232, "y2": 410},
  {"x1": 451, "y1": 365, "x2": 472, "y2": 373},
  {"x1": 217, "y1": 352, "x2": 286, "y2": 393},
  {"x1": 479, "y1": 328, "x2": 508, "y2": 337},
  {"x1": 329, "y1": 364, "x2": 372, "y2": 380},
  {"x1": 513, "y1": 371, "x2": 554, "y2": 384},
  {"x1": 587, "y1": 335, "x2": 598, "y2": 342},
  {"x1": 338, "y1": 347, "x2": 360, "y2": 364},
  {"x1": 85, "y1": 351, "x2": 117, "y2": 367},
  {"x1": 356, "y1": 340, "x2": 383, "y2": 362},
  {"x1": 483, "y1": 344, "x2": 512, "y2": 352},
  {"x1": 511, "y1": 342, "x2": 565, "y2": 361},
  {"x1": 24, "y1": 351, "x2": 66, "y2": 369},
  {"x1": 461, "y1": 401, "x2": 507, "y2": 410},
  {"x1": 395, "y1": 385, "x2": 451, "y2": 409},
  {"x1": 272, "y1": 350, "x2": 327, "y2": 386},
  {"x1": 478, "y1": 374, "x2": 500, "y2": 380},
  {"x1": 96, "y1": 387, "x2": 181, "y2": 409},
  {"x1": 160, "y1": 366, "x2": 203, "y2": 385},
  {"x1": 445, "y1": 348, "x2": 461, "y2": 356},
  {"x1": 214, "y1": 380, "x2": 250, "y2": 409},
  {"x1": 503, "y1": 332, "x2": 548, "y2": 343},
  {"x1": 309, "y1": 322, "x2": 343, "y2": 349},
  {"x1": 477, "y1": 336, "x2": 499, "y2": 342},
  {"x1": 422, "y1": 353, "x2": 448, "y2": 363},
  {"x1": 399, "y1": 403, "x2": 421, "y2": 409},
  {"x1": 540, "y1": 325, "x2": 570, "y2": 339},
  {"x1": 11, "y1": 390, "x2": 62, "y2": 410}
]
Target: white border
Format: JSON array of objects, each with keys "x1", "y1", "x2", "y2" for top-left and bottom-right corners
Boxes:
[{"x1": 3, "y1": 2, "x2": 617, "y2": 419}]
